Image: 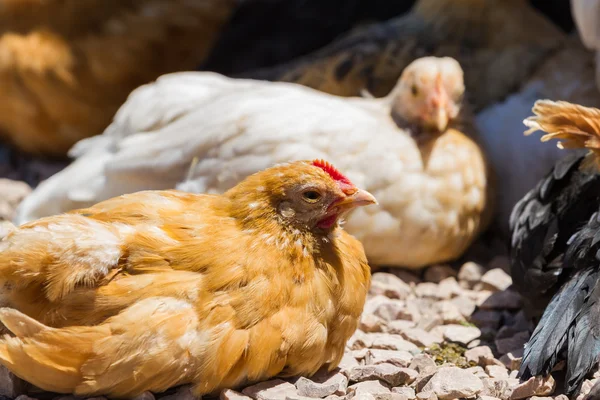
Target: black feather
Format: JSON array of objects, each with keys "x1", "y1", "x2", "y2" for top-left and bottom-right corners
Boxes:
[
  {"x1": 518, "y1": 207, "x2": 600, "y2": 395},
  {"x1": 510, "y1": 150, "x2": 600, "y2": 318}
]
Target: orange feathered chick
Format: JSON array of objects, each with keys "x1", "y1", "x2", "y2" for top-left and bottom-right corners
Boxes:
[{"x1": 0, "y1": 160, "x2": 376, "y2": 398}]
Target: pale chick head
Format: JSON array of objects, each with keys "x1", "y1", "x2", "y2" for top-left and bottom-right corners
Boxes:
[
  {"x1": 391, "y1": 56, "x2": 465, "y2": 133},
  {"x1": 226, "y1": 160, "x2": 377, "y2": 234}
]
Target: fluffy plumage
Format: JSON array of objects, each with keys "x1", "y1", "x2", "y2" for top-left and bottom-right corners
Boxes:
[
  {"x1": 511, "y1": 100, "x2": 600, "y2": 394},
  {"x1": 0, "y1": 0, "x2": 234, "y2": 156},
  {"x1": 241, "y1": 0, "x2": 565, "y2": 111},
  {"x1": 16, "y1": 56, "x2": 492, "y2": 269},
  {"x1": 0, "y1": 160, "x2": 375, "y2": 398}
]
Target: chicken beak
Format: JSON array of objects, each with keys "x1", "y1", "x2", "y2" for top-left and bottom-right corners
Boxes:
[
  {"x1": 425, "y1": 75, "x2": 450, "y2": 132},
  {"x1": 333, "y1": 188, "x2": 378, "y2": 211}
]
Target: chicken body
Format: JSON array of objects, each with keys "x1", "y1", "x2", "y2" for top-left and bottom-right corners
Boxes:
[
  {"x1": 16, "y1": 57, "x2": 491, "y2": 269},
  {"x1": 242, "y1": 0, "x2": 565, "y2": 111},
  {"x1": 0, "y1": 0, "x2": 234, "y2": 156},
  {"x1": 510, "y1": 100, "x2": 600, "y2": 394},
  {"x1": 0, "y1": 161, "x2": 373, "y2": 398}
]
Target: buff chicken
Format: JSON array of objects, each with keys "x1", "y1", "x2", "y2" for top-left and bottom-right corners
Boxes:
[
  {"x1": 16, "y1": 56, "x2": 493, "y2": 269},
  {"x1": 0, "y1": 160, "x2": 375, "y2": 398},
  {"x1": 510, "y1": 100, "x2": 600, "y2": 395},
  {"x1": 242, "y1": 0, "x2": 565, "y2": 111},
  {"x1": 0, "y1": 0, "x2": 235, "y2": 156}
]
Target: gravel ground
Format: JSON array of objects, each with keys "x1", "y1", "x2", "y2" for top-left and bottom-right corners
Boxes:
[{"x1": 0, "y1": 158, "x2": 596, "y2": 400}]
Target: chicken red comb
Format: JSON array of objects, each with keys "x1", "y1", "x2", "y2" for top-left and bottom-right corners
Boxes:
[{"x1": 311, "y1": 159, "x2": 354, "y2": 186}]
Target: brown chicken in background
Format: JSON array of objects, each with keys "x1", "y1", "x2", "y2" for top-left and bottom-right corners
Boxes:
[
  {"x1": 0, "y1": 160, "x2": 376, "y2": 398},
  {"x1": 0, "y1": 0, "x2": 235, "y2": 156},
  {"x1": 243, "y1": 0, "x2": 565, "y2": 111}
]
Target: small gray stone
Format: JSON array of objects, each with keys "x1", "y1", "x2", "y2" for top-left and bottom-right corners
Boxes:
[
  {"x1": 488, "y1": 256, "x2": 510, "y2": 273},
  {"x1": 415, "y1": 392, "x2": 437, "y2": 400},
  {"x1": 509, "y1": 376, "x2": 555, "y2": 400},
  {"x1": 0, "y1": 179, "x2": 31, "y2": 221},
  {"x1": 360, "y1": 313, "x2": 388, "y2": 333},
  {"x1": 0, "y1": 365, "x2": 27, "y2": 397},
  {"x1": 480, "y1": 378, "x2": 512, "y2": 399},
  {"x1": 387, "y1": 320, "x2": 417, "y2": 333},
  {"x1": 485, "y1": 365, "x2": 509, "y2": 379},
  {"x1": 374, "y1": 300, "x2": 409, "y2": 322},
  {"x1": 390, "y1": 270, "x2": 422, "y2": 285},
  {"x1": 366, "y1": 349, "x2": 414, "y2": 368},
  {"x1": 371, "y1": 334, "x2": 421, "y2": 354},
  {"x1": 415, "y1": 315, "x2": 443, "y2": 332},
  {"x1": 495, "y1": 332, "x2": 529, "y2": 355},
  {"x1": 480, "y1": 269, "x2": 512, "y2": 292},
  {"x1": 348, "y1": 380, "x2": 392, "y2": 400},
  {"x1": 415, "y1": 283, "x2": 444, "y2": 300},
  {"x1": 409, "y1": 354, "x2": 437, "y2": 373},
  {"x1": 161, "y1": 386, "x2": 198, "y2": 400},
  {"x1": 284, "y1": 395, "x2": 317, "y2": 400},
  {"x1": 471, "y1": 310, "x2": 502, "y2": 329},
  {"x1": 424, "y1": 266, "x2": 457, "y2": 283},
  {"x1": 242, "y1": 380, "x2": 298, "y2": 400},
  {"x1": 580, "y1": 378, "x2": 600, "y2": 400},
  {"x1": 465, "y1": 366, "x2": 488, "y2": 379},
  {"x1": 392, "y1": 387, "x2": 416, "y2": 400},
  {"x1": 295, "y1": 371, "x2": 348, "y2": 397},
  {"x1": 441, "y1": 324, "x2": 481, "y2": 345},
  {"x1": 132, "y1": 392, "x2": 155, "y2": 400},
  {"x1": 479, "y1": 291, "x2": 522, "y2": 310},
  {"x1": 348, "y1": 331, "x2": 374, "y2": 350},
  {"x1": 221, "y1": 389, "x2": 253, "y2": 400},
  {"x1": 422, "y1": 367, "x2": 484, "y2": 400},
  {"x1": 458, "y1": 262, "x2": 485, "y2": 287},
  {"x1": 450, "y1": 296, "x2": 477, "y2": 318},
  {"x1": 437, "y1": 278, "x2": 462, "y2": 300},
  {"x1": 349, "y1": 363, "x2": 418, "y2": 386},
  {"x1": 371, "y1": 273, "x2": 413, "y2": 300},
  {"x1": 398, "y1": 328, "x2": 443, "y2": 348},
  {"x1": 435, "y1": 301, "x2": 466, "y2": 324},
  {"x1": 465, "y1": 346, "x2": 504, "y2": 367},
  {"x1": 339, "y1": 352, "x2": 361, "y2": 375}
]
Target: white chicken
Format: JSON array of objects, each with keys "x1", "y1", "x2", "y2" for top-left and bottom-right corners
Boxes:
[{"x1": 15, "y1": 57, "x2": 491, "y2": 269}]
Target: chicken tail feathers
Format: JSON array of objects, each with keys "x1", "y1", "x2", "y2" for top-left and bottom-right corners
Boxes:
[
  {"x1": 0, "y1": 308, "x2": 93, "y2": 394},
  {"x1": 519, "y1": 210, "x2": 600, "y2": 395},
  {"x1": 0, "y1": 298, "x2": 205, "y2": 398},
  {"x1": 524, "y1": 100, "x2": 600, "y2": 165}
]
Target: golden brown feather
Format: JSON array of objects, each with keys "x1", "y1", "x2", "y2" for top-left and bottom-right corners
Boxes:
[
  {"x1": 0, "y1": 160, "x2": 375, "y2": 398},
  {"x1": 524, "y1": 100, "x2": 600, "y2": 169},
  {"x1": 0, "y1": 0, "x2": 235, "y2": 156}
]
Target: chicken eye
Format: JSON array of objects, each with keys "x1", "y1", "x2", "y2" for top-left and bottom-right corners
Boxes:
[
  {"x1": 302, "y1": 190, "x2": 322, "y2": 203},
  {"x1": 411, "y1": 85, "x2": 418, "y2": 96}
]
